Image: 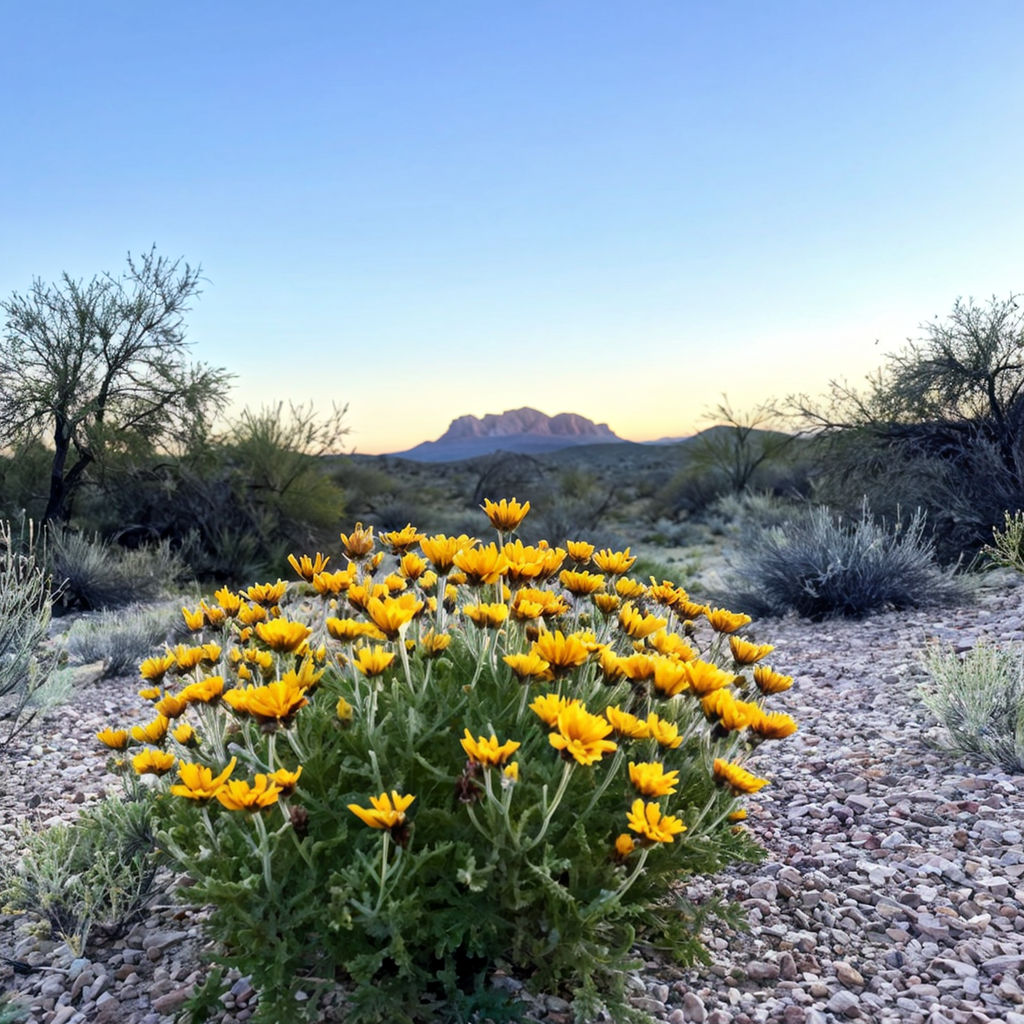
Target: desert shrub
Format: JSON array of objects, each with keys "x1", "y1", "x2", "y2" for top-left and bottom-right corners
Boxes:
[
  {"x1": 709, "y1": 491, "x2": 805, "y2": 542},
  {"x1": 719, "y1": 503, "x2": 968, "y2": 620},
  {"x1": 0, "y1": 995, "x2": 29, "y2": 1024},
  {"x1": 46, "y1": 530, "x2": 189, "y2": 610},
  {"x1": 0, "y1": 519, "x2": 65, "y2": 748},
  {"x1": 980, "y1": 510, "x2": 1024, "y2": 573},
  {"x1": 65, "y1": 603, "x2": 179, "y2": 678},
  {"x1": 97, "y1": 502, "x2": 799, "y2": 1024},
  {"x1": 1, "y1": 796, "x2": 163, "y2": 955},
  {"x1": 919, "y1": 642, "x2": 1024, "y2": 772}
]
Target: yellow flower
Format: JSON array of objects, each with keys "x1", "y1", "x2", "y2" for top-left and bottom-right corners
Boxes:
[
  {"x1": 282, "y1": 657, "x2": 325, "y2": 692},
  {"x1": 615, "y1": 578, "x2": 647, "y2": 600},
  {"x1": 138, "y1": 686, "x2": 161, "y2": 701},
  {"x1": 626, "y1": 799, "x2": 686, "y2": 843},
  {"x1": 396, "y1": 551, "x2": 428, "y2": 581},
  {"x1": 214, "y1": 587, "x2": 243, "y2": 616},
  {"x1": 752, "y1": 665, "x2": 794, "y2": 695},
  {"x1": 511, "y1": 587, "x2": 568, "y2": 620},
  {"x1": 729, "y1": 636, "x2": 775, "y2": 664},
  {"x1": 383, "y1": 573, "x2": 408, "y2": 594},
  {"x1": 593, "y1": 593, "x2": 621, "y2": 615},
  {"x1": 352, "y1": 645, "x2": 396, "y2": 677},
  {"x1": 245, "y1": 580, "x2": 288, "y2": 607},
  {"x1": 461, "y1": 729, "x2": 521, "y2": 766},
  {"x1": 172, "y1": 722, "x2": 196, "y2": 745},
  {"x1": 170, "y1": 757, "x2": 237, "y2": 800},
  {"x1": 200, "y1": 642, "x2": 222, "y2": 666},
  {"x1": 646, "y1": 580, "x2": 684, "y2": 608},
  {"x1": 453, "y1": 543, "x2": 510, "y2": 585},
  {"x1": 558, "y1": 569, "x2": 606, "y2": 596},
  {"x1": 268, "y1": 765, "x2": 303, "y2": 796},
  {"x1": 619, "y1": 604, "x2": 667, "y2": 640},
  {"x1": 336, "y1": 696, "x2": 353, "y2": 723},
  {"x1": 216, "y1": 774, "x2": 283, "y2": 811},
  {"x1": 530, "y1": 630, "x2": 590, "y2": 675},
  {"x1": 646, "y1": 713, "x2": 682, "y2": 749},
  {"x1": 420, "y1": 534, "x2": 476, "y2": 572},
  {"x1": 566, "y1": 540, "x2": 595, "y2": 563},
  {"x1": 683, "y1": 659, "x2": 736, "y2": 696},
  {"x1": 549, "y1": 703, "x2": 617, "y2": 765},
  {"x1": 199, "y1": 600, "x2": 227, "y2": 628},
  {"x1": 312, "y1": 566, "x2": 357, "y2": 595},
  {"x1": 254, "y1": 619, "x2": 312, "y2": 654},
  {"x1": 605, "y1": 705, "x2": 650, "y2": 739},
  {"x1": 651, "y1": 657, "x2": 690, "y2": 698},
  {"x1": 704, "y1": 607, "x2": 752, "y2": 634},
  {"x1": 463, "y1": 602, "x2": 509, "y2": 629},
  {"x1": 618, "y1": 652, "x2": 656, "y2": 682},
  {"x1": 648, "y1": 630, "x2": 696, "y2": 660},
  {"x1": 502, "y1": 540, "x2": 566, "y2": 584},
  {"x1": 326, "y1": 617, "x2": 385, "y2": 643},
  {"x1": 236, "y1": 602, "x2": 269, "y2": 626},
  {"x1": 592, "y1": 547, "x2": 636, "y2": 575},
  {"x1": 132, "y1": 749, "x2": 176, "y2": 776},
  {"x1": 381, "y1": 524, "x2": 426, "y2": 554},
  {"x1": 503, "y1": 761, "x2": 519, "y2": 783},
  {"x1": 529, "y1": 692, "x2": 578, "y2": 727},
  {"x1": 139, "y1": 653, "x2": 175, "y2": 682},
  {"x1": 676, "y1": 597, "x2": 710, "y2": 620},
  {"x1": 130, "y1": 715, "x2": 170, "y2": 745},
  {"x1": 347, "y1": 790, "x2": 415, "y2": 830},
  {"x1": 179, "y1": 675, "x2": 225, "y2": 705},
  {"x1": 749, "y1": 711, "x2": 798, "y2": 739},
  {"x1": 288, "y1": 552, "x2": 330, "y2": 582},
  {"x1": 481, "y1": 497, "x2": 531, "y2": 532},
  {"x1": 596, "y1": 647, "x2": 625, "y2": 682},
  {"x1": 628, "y1": 761, "x2": 680, "y2": 797},
  {"x1": 346, "y1": 581, "x2": 390, "y2": 611},
  {"x1": 222, "y1": 678, "x2": 309, "y2": 724},
  {"x1": 181, "y1": 606, "x2": 205, "y2": 632},
  {"x1": 503, "y1": 652, "x2": 553, "y2": 682},
  {"x1": 700, "y1": 689, "x2": 759, "y2": 731},
  {"x1": 154, "y1": 693, "x2": 189, "y2": 719},
  {"x1": 420, "y1": 629, "x2": 452, "y2": 657},
  {"x1": 614, "y1": 832, "x2": 636, "y2": 859},
  {"x1": 713, "y1": 758, "x2": 769, "y2": 793},
  {"x1": 365, "y1": 593, "x2": 425, "y2": 639},
  {"x1": 340, "y1": 522, "x2": 376, "y2": 559},
  {"x1": 96, "y1": 727, "x2": 129, "y2": 750}
]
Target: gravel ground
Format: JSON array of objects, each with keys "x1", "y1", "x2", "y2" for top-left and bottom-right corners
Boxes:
[{"x1": 2, "y1": 575, "x2": 1024, "y2": 1024}]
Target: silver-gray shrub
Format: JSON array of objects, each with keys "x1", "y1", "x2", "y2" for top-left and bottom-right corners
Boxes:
[
  {"x1": 65, "y1": 602, "x2": 180, "y2": 678},
  {"x1": 0, "y1": 519, "x2": 63, "y2": 747},
  {"x1": 720, "y1": 503, "x2": 969, "y2": 620},
  {"x1": 920, "y1": 642, "x2": 1024, "y2": 773}
]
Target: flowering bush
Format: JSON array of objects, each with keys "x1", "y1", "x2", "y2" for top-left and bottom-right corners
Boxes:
[{"x1": 99, "y1": 500, "x2": 798, "y2": 1023}]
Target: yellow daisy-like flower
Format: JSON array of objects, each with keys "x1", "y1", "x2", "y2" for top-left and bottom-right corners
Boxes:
[
  {"x1": 713, "y1": 758, "x2": 769, "y2": 793},
  {"x1": 566, "y1": 540, "x2": 595, "y2": 563},
  {"x1": 352, "y1": 645, "x2": 396, "y2": 677},
  {"x1": 268, "y1": 765, "x2": 303, "y2": 796},
  {"x1": 170, "y1": 756, "x2": 237, "y2": 801},
  {"x1": 752, "y1": 665, "x2": 794, "y2": 695},
  {"x1": 214, "y1": 587, "x2": 243, "y2": 616},
  {"x1": 336, "y1": 696, "x2": 353, "y2": 723},
  {"x1": 383, "y1": 573, "x2": 408, "y2": 594},
  {"x1": 326, "y1": 618, "x2": 385, "y2": 643},
  {"x1": 288, "y1": 552, "x2": 330, "y2": 582},
  {"x1": 254, "y1": 619, "x2": 312, "y2": 654},
  {"x1": 502, "y1": 540, "x2": 566, "y2": 584},
  {"x1": 222, "y1": 678, "x2": 309, "y2": 724},
  {"x1": 592, "y1": 547, "x2": 636, "y2": 575},
  {"x1": 549, "y1": 703, "x2": 617, "y2": 765},
  {"x1": 648, "y1": 630, "x2": 696, "y2": 660},
  {"x1": 154, "y1": 693, "x2": 189, "y2": 719},
  {"x1": 529, "y1": 692, "x2": 579, "y2": 727},
  {"x1": 461, "y1": 729, "x2": 521, "y2": 766},
  {"x1": 511, "y1": 587, "x2": 568, "y2": 620},
  {"x1": 453, "y1": 543, "x2": 510, "y2": 586},
  {"x1": 593, "y1": 593, "x2": 621, "y2": 616},
  {"x1": 676, "y1": 597, "x2": 710, "y2": 620},
  {"x1": 381, "y1": 524, "x2": 426, "y2": 554},
  {"x1": 481, "y1": 497, "x2": 531, "y2": 532},
  {"x1": 181, "y1": 606, "x2": 205, "y2": 632},
  {"x1": 531, "y1": 630, "x2": 590, "y2": 675},
  {"x1": 246, "y1": 580, "x2": 287, "y2": 607},
  {"x1": 618, "y1": 652, "x2": 656, "y2": 682},
  {"x1": 199, "y1": 642, "x2": 222, "y2": 666},
  {"x1": 646, "y1": 580, "x2": 685, "y2": 609},
  {"x1": 365, "y1": 593, "x2": 425, "y2": 640},
  {"x1": 312, "y1": 566, "x2": 357, "y2": 596},
  {"x1": 347, "y1": 790, "x2": 415, "y2": 830},
  {"x1": 605, "y1": 705, "x2": 650, "y2": 739},
  {"x1": 749, "y1": 711, "x2": 798, "y2": 739},
  {"x1": 172, "y1": 722, "x2": 196, "y2": 745},
  {"x1": 651, "y1": 657, "x2": 690, "y2": 698},
  {"x1": 700, "y1": 689, "x2": 759, "y2": 731},
  {"x1": 282, "y1": 657, "x2": 325, "y2": 692},
  {"x1": 619, "y1": 603, "x2": 667, "y2": 640},
  {"x1": 236, "y1": 602, "x2": 268, "y2": 626},
  {"x1": 340, "y1": 522, "x2": 376, "y2": 559},
  {"x1": 729, "y1": 636, "x2": 775, "y2": 664},
  {"x1": 626, "y1": 799, "x2": 686, "y2": 843},
  {"x1": 397, "y1": 551, "x2": 428, "y2": 581},
  {"x1": 704, "y1": 607, "x2": 753, "y2": 634},
  {"x1": 346, "y1": 582, "x2": 390, "y2": 611},
  {"x1": 683, "y1": 659, "x2": 736, "y2": 696},
  {"x1": 463, "y1": 602, "x2": 509, "y2": 629},
  {"x1": 559, "y1": 569, "x2": 606, "y2": 596},
  {"x1": 139, "y1": 653, "x2": 175, "y2": 682},
  {"x1": 503, "y1": 761, "x2": 519, "y2": 783},
  {"x1": 138, "y1": 686, "x2": 161, "y2": 701},
  {"x1": 646, "y1": 713, "x2": 682, "y2": 749},
  {"x1": 628, "y1": 761, "x2": 680, "y2": 797},
  {"x1": 96, "y1": 727, "x2": 129, "y2": 750},
  {"x1": 420, "y1": 534, "x2": 476, "y2": 572},
  {"x1": 199, "y1": 600, "x2": 227, "y2": 628},
  {"x1": 597, "y1": 647, "x2": 625, "y2": 682},
  {"x1": 503, "y1": 652, "x2": 553, "y2": 682},
  {"x1": 615, "y1": 578, "x2": 647, "y2": 600},
  {"x1": 420, "y1": 629, "x2": 452, "y2": 657},
  {"x1": 614, "y1": 832, "x2": 636, "y2": 859},
  {"x1": 132, "y1": 749, "x2": 176, "y2": 776},
  {"x1": 179, "y1": 675, "x2": 225, "y2": 705},
  {"x1": 216, "y1": 774, "x2": 283, "y2": 812},
  {"x1": 130, "y1": 715, "x2": 170, "y2": 745}
]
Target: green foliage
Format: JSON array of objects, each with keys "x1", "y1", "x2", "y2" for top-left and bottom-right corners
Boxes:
[
  {"x1": 0, "y1": 518, "x2": 64, "y2": 748},
  {"x1": 104, "y1": 509, "x2": 793, "y2": 1023},
  {"x1": 47, "y1": 529, "x2": 189, "y2": 610},
  {"x1": 65, "y1": 603, "x2": 179, "y2": 678},
  {"x1": 919, "y1": 641, "x2": 1024, "y2": 772},
  {"x1": 980, "y1": 510, "x2": 1024, "y2": 573},
  {"x1": 1, "y1": 796, "x2": 163, "y2": 955},
  {"x1": 0, "y1": 994, "x2": 29, "y2": 1024},
  {"x1": 720, "y1": 503, "x2": 969, "y2": 620}
]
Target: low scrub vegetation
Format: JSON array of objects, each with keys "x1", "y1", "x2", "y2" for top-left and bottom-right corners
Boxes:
[{"x1": 65, "y1": 603, "x2": 180, "y2": 678}]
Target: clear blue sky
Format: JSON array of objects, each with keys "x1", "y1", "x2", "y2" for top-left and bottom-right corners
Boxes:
[{"x1": 3, "y1": 1, "x2": 1024, "y2": 453}]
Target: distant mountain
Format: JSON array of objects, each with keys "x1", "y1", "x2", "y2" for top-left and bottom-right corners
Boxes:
[{"x1": 389, "y1": 407, "x2": 625, "y2": 462}]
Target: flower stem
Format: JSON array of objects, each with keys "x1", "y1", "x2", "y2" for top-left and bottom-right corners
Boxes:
[{"x1": 529, "y1": 760, "x2": 574, "y2": 848}]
